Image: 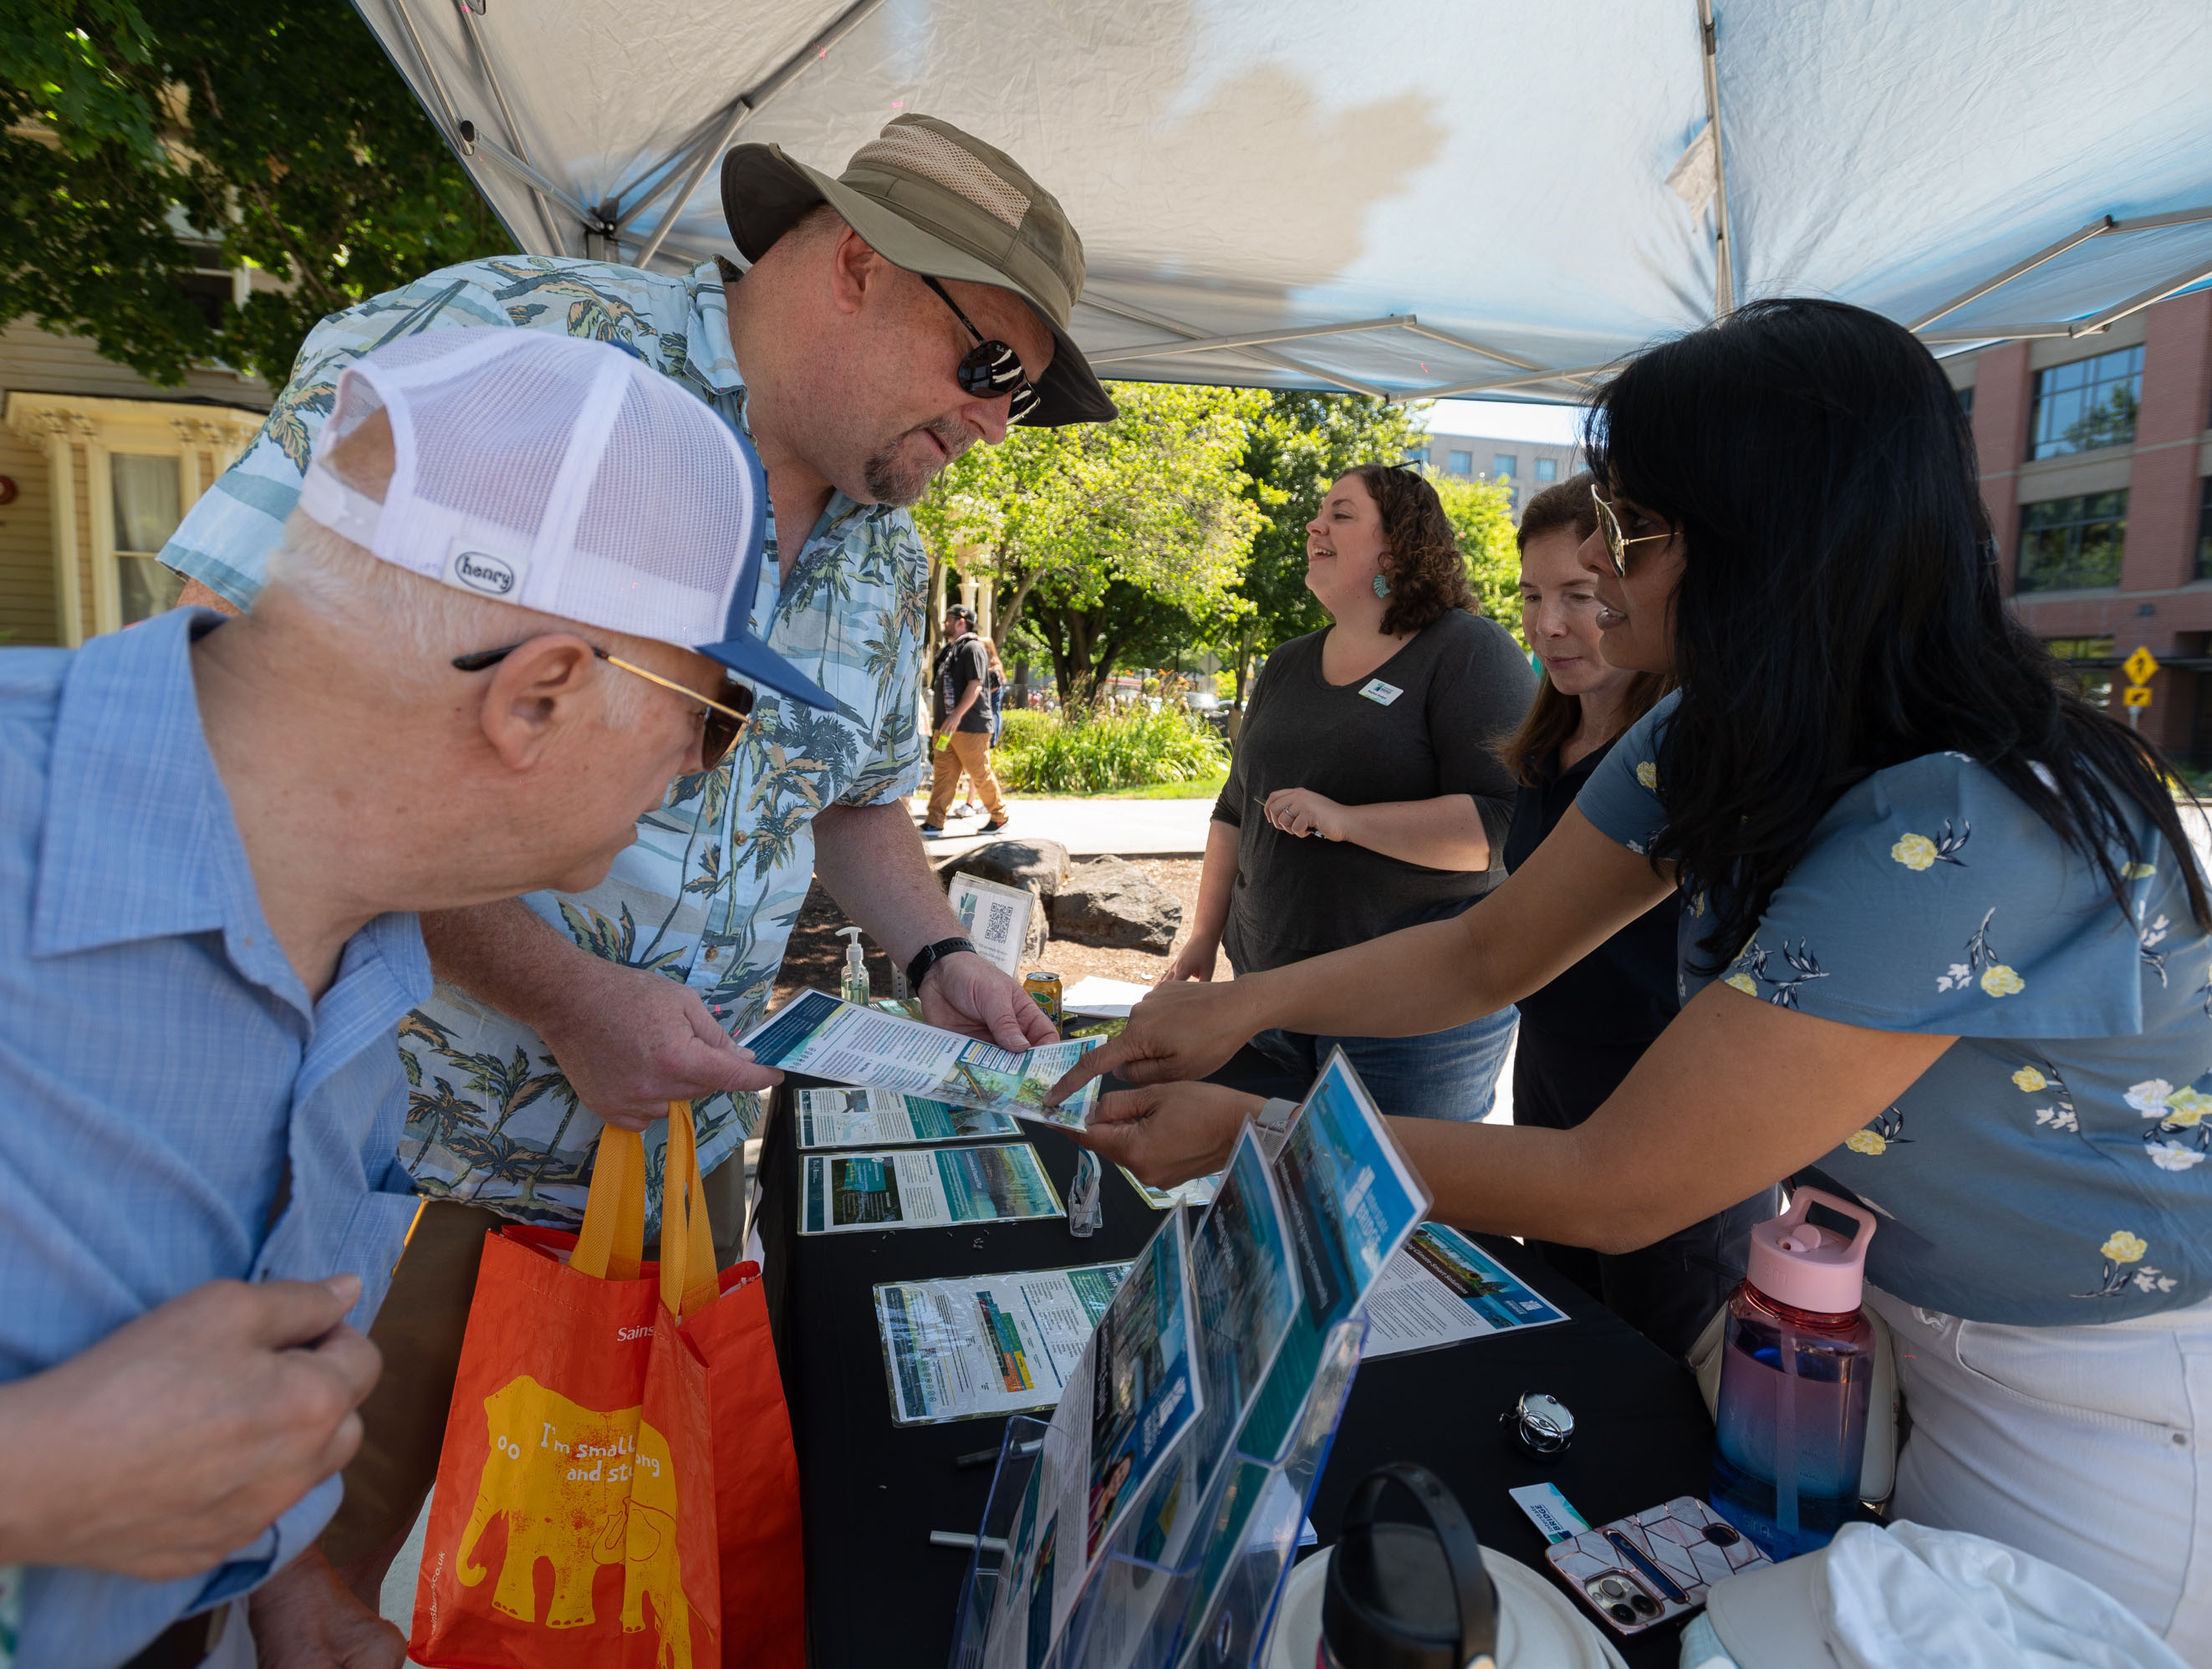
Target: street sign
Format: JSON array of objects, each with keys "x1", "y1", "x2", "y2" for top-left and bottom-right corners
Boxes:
[
  {"x1": 2123, "y1": 646, "x2": 2160, "y2": 686},
  {"x1": 2123, "y1": 685, "x2": 2153, "y2": 709}
]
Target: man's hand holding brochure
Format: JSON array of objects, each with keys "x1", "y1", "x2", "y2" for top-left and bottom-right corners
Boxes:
[{"x1": 742, "y1": 989, "x2": 1106, "y2": 1129}]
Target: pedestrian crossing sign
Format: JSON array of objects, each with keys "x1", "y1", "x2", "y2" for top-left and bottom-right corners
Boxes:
[{"x1": 2123, "y1": 646, "x2": 2159, "y2": 686}]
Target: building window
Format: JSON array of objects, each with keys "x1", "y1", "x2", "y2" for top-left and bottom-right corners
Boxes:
[
  {"x1": 2027, "y1": 345, "x2": 2143, "y2": 461},
  {"x1": 2017, "y1": 492, "x2": 2127, "y2": 593},
  {"x1": 1533, "y1": 457, "x2": 1557, "y2": 481},
  {"x1": 1493, "y1": 454, "x2": 1517, "y2": 477},
  {"x1": 1404, "y1": 443, "x2": 1430, "y2": 465},
  {"x1": 111, "y1": 454, "x2": 186, "y2": 624},
  {"x1": 1447, "y1": 451, "x2": 1472, "y2": 476},
  {"x1": 2197, "y1": 477, "x2": 2212, "y2": 581},
  {"x1": 1956, "y1": 385, "x2": 1975, "y2": 420},
  {"x1": 2043, "y1": 635, "x2": 2115, "y2": 708}
]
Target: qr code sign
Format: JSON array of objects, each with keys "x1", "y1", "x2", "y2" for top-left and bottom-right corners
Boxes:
[{"x1": 985, "y1": 901, "x2": 1015, "y2": 944}]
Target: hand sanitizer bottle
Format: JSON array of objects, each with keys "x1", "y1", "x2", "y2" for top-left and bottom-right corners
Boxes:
[
  {"x1": 1710, "y1": 1187, "x2": 1878, "y2": 1559},
  {"x1": 838, "y1": 926, "x2": 871, "y2": 1008}
]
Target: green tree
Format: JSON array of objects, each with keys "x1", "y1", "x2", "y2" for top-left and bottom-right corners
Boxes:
[
  {"x1": 915, "y1": 381, "x2": 1267, "y2": 705},
  {"x1": 1434, "y1": 473, "x2": 1527, "y2": 650},
  {"x1": 1225, "y1": 391, "x2": 1428, "y2": 700},
  {"x1": 2, "y1": 0, "x2": 505, "y2": 387}
]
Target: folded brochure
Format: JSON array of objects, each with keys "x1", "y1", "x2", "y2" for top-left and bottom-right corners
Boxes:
[
  {"x1": 874, "y1": 1263, "x2": 1132, "y2": 1424},
  {"x1": 744, "y1": 989, "x2": 1103, "y2": 1129},
  {"x1": 799, "y1": 1143, "x2": 1063, "y2": 1234}
]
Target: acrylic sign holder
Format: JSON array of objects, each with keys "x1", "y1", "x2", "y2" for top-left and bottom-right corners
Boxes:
[{"x1": 949, "y1": 1317, "x2": 1367, "y2": 1669}]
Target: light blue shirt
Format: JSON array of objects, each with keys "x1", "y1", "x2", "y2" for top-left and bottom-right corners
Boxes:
[
  {"x1": 0, "y1": 608, "x2": 431, "y2": 1668},
  {"x1": 1578, "y1": 692, "x2": 2212, "y2": 1325}
]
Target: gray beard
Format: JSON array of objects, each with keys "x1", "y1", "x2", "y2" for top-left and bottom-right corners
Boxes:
[{"x1": 862, "y1": 416, "x2": 972, "y2": 506}]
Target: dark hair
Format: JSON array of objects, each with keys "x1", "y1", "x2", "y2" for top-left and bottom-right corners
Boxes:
[
  {"x1": 1585, "y1": 297, "x2": 2209, "y2": 969},
  {"x1": 1498, "y1": 471, "x2": 1669, "y2": 785},
  {"x1": 1344, "y1": 463, "x2": 1474, "y2": 635}
]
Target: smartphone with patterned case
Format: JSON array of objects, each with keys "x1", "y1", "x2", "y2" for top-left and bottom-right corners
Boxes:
[{"x1": 1542, "y1": 1495, "x2": 1771, "y2": 1636}]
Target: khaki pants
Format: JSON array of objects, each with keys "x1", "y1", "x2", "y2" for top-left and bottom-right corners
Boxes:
[
  {"x1": 925, "y1": 728, "x2": 1007, "y2": 825},
  {"x1": 319, "y1": 1156, "x2": 751, "y2": 1566}
]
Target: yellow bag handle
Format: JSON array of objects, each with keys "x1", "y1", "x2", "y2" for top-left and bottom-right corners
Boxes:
[
  {"x1": 571, "y1": 1125, "x2": 647, "y2": 1282},
  {"x1": 570, "y1": 1102, "x2": 718, "y2": 1319}
]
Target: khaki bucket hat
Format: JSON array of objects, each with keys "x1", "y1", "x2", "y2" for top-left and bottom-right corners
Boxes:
[{"x1": 721, "y1": 114, "x2": 1116, "y2": 427}]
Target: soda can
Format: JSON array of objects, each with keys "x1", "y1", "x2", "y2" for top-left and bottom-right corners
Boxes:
[{"x1": 1023, "y1": 970, "x2": 1063, "y2": 1025}]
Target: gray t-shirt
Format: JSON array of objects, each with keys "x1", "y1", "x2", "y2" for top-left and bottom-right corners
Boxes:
[{"x1": 1216, "y1": 610, "x2": 1534, "y2": 974}]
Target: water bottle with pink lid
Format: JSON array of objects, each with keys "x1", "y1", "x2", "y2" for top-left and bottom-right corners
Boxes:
[{"x1": 1709, "y1": 1187, "x2": 1878, "y2": 1559}]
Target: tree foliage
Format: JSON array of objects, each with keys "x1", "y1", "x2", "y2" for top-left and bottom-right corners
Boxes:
[
  {"x1": 2, "y1": 0, "x2": 506, "y2": 387},
  {"x1": 915, "y1": 381, "x2": 1267, "y2": 704},
  {"x1": 1434, "y1": 472, "x2": 1528, "y2": 650}
]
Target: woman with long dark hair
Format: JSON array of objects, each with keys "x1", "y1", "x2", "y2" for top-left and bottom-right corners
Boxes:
[
  {"x1": 1501, "y1": 473, "x2": 1772, "y2": 1359},
  {"x1": 1158, "y1": 462, "x2": 1532, "y2": 1120},
  {"x1": 1061, "y1": 300, "x2": 2212, "y2": 1652}
]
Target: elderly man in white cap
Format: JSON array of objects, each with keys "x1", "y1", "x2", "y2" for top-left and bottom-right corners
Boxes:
[
  {"x1": 154, "y1": 115, "x2": 1110, "y2": 1627},
  {"x1": 0, "y1": 329, "x2": 825, "y2": 1667}
]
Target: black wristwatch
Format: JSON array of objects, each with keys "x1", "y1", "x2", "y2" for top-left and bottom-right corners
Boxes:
[{"x1": 905, "y1": 937, "x2": 977, "y2": 994}]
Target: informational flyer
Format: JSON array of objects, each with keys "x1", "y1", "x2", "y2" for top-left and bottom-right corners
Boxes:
[
  {"x1": 793, "y1": 1086, "x2": 1018, "y2": 1149},
  {"x1": 742, "y1": 990, "x2": 1103, "y2": 1129},
  {"x1": 1360, "y1": 1223, "x2": 1572, "y2": 1357},
  {"x1": 1119, "y1": 1166, "x2": 1221, "y2": 1212},
  {"x1": 986, "y1": 1212, "x2": 1202, "y2": 1669},
  {"x1": 798, "y1": 1143, "x2": 1064, "y2": 1235},
  {"x1": 1181, "y1": 1127, "x2": 1301, "y2": 1490},
  {"x1": 947, "y1": 870, "x2": 1037, "y2": 975},
  {"x1": 873, "y1": 1263, "x2": 1131, "y2": 1425}
]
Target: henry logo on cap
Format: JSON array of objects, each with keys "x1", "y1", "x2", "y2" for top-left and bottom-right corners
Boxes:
[{"x1": 447, "y1": 538, "x2": 526, "y2": 598}]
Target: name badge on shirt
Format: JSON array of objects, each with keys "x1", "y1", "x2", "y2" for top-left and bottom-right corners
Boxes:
[{"x1": 1358, "y1": 678, "x2": 1404, "y2": 707}]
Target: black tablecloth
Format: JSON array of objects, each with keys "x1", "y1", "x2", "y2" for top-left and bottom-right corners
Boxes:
[{"x1": 758, "y1": 1064, "x2": 1715, "y2": 1669}]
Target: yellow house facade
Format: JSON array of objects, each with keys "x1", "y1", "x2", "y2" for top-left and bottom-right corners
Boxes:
[{"x1": 0, "y1": 316, "x2": 268, "y2": 646}]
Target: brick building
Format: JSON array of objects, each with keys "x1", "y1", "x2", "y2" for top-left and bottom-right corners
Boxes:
[{"x1": 1946, "y1": 289, "x2": 2212, "y2": 763}]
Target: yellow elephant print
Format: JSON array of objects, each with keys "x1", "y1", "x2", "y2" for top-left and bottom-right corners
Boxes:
[{"x1": 459, "y1": 1375, "x2": 692, "y2": 1669}]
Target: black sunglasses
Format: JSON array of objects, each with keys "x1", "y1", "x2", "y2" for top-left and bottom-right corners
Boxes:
[
  {"x1": 920, "y1": 275, "x2": 1040, "y2": 425},
  {"x1": 452, "y1": 641, "x2": 755, "y2": 766}
]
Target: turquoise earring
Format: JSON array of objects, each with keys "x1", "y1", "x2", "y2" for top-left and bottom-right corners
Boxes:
[{"x1": 1372, "y1": 574, "x2": 1390, "y2": 600}]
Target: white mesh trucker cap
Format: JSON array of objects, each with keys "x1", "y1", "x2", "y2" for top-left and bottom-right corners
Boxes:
[{"x1": 294, "y1": 329, "x2": 834, "y2": 711}]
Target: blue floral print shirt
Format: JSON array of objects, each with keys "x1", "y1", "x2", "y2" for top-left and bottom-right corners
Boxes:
[
  {"x1": 1577, "y1": 692, "x2": 2211, "y2": 1325},
  {"x1": 160, "y1": 257, "x2": 929, "y2": 1226}
]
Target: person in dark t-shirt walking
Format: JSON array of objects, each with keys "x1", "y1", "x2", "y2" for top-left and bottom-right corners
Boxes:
[
  {"x1": 925, "y1": 604, "x2": 1009, "y2": 834},
  {"x1": 1160, "y1": 463, "x2": 1533, "y2": 1118}
]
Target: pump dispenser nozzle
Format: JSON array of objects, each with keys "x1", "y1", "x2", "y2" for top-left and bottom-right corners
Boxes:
[{"x1": 838, "y1": 926, "x2": 871, "y2": 1007}]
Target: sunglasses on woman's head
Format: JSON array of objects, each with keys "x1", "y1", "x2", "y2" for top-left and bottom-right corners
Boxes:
[
  {"x1": 451, "y1": 641, "x2": 754, "y2": 765},
  {"x1": 1590, "y1": 484, "x2": 1674, "y2": 578},
  {"x1": 920, "y1": 275, "x2": 1040, "y2": 425}
]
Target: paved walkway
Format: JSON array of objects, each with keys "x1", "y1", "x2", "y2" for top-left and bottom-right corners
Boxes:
[{"x1": 912, "y1": 794, "x2": 1216, "y2": 858}]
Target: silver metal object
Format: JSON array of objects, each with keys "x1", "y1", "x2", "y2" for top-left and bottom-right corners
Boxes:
[{"x1": 1502, "y1": 1390, "x2": 1575, "y2": 1458}]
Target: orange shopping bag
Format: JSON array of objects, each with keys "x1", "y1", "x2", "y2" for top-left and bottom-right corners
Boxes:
[{"x1": 411, "y1": 1105, "x2": 724, "y2": 1668}]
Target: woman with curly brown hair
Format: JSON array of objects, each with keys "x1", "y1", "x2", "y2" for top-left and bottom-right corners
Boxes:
[{"x1": 1158, "y1": 462, "x2": 1534, "y2": 1120}]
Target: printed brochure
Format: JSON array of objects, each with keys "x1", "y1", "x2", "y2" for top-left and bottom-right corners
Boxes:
[
  {"x1": 798, "y1": 1143, "x2": 1063, "y2": 1235},
  {"x1": 793, "y1": 1086, "x2": 1018, "y2": 1149},
  {"x1": 742, "y1": 989, "x2": 1103, "y2": 1129},
  {"x1": 873, "y1": 1263, "x2": 1131, "y2": 1425},
  {"x1": 1360, "y1": 1222, "x2": 1571, "y2": 1357}
]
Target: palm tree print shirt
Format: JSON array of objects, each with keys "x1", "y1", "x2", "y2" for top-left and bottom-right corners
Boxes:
[
  {"x1": 1577, "y1": 692, "x2": 2211, "y2": 1325},
  {"x1": 159, "y1": 257, "x2": 929, "y2": 1227}
]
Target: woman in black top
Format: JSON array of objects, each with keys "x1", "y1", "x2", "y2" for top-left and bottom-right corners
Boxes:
[
  {"x1": 1160, "y1": 464, "x2": 1533, "y2": 1120},
  {"x1": 1500, "y1": 473, "x2": 1774, "y2": 1356}
]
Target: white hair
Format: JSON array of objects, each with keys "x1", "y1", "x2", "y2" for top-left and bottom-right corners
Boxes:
[{"x1": 262, "y1": 509, "x2": 649, "y2": 727}]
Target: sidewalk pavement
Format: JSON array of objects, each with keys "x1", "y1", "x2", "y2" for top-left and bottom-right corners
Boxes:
[{"x1": 913, "y1": 794, "x2": 1216, "y2": 858}]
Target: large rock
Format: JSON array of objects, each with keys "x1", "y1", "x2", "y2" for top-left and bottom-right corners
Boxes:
[
  {"x1": 945, "y1": 837, "x2": 1073, "y2": 905},
  {"x1": 1050, "y1": 855, "x2": 1181, "y2": 953}
]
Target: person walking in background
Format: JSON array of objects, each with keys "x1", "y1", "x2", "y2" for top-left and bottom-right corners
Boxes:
[
  {"x1": 1158, "y1": 463, "x2": 1532, "y2": 1119},
  {"x1": 925, "y1": 603, "x2": 1010, "y2": 835},
  {"x1": 1500, "y1": 472, "x2": 1775, "y2": 1357},
  {"x1": 950, "y1": 636, "x2": 1009, "y2": 817}
]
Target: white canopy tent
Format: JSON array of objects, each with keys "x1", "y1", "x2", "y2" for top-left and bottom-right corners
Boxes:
[{"x1": 355, "y1": 0, "x2": 2212, "y2": 404}]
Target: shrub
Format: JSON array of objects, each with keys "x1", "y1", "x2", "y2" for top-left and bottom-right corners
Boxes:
[{"x1": 992, "y1": 703, "x2": 1229, "y2": 794}]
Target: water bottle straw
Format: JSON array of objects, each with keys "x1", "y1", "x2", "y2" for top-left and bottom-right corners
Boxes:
[{"x1": 1776, "y1": 1319, "x2": 1801, "y2": 1537}]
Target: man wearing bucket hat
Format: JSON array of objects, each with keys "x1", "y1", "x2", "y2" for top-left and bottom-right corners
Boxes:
[
  {"x1": 0, "y1": 329, "x2": 821, "y2": 1666},
  {"x1": 155, "y1": 113, "x2": 1114, "y2": 1632}
]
